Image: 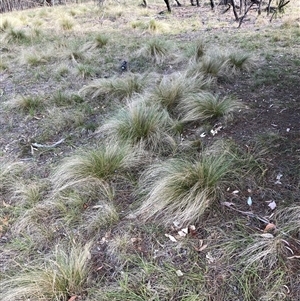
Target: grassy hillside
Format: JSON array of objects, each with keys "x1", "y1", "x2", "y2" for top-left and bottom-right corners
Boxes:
[{"x1": 0, "y1": 1, "x2": 300, "y2": 300}]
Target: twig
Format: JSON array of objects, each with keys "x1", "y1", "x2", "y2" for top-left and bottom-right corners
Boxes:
[
  {"x1": 31, "y1": 138, "x2": 65, "y2": 149},
  {"x1": 222, "y1": 202, "x2": 269, "y2": 224}
]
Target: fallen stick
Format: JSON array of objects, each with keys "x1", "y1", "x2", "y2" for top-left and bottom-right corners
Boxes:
[{"x1": 31, "y1": 138, "x2": 65, "y2": 149}]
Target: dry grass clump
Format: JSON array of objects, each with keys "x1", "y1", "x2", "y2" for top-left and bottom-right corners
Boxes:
[
  {"x1": 4, "y1": 95, "x2": 45, "y2": 114},
  {"x1": 179, "y1": 92, "x2": 244, "y2": 123},
  {"x1": 51, "y1": 142, "x2": 144, "y2": 199},
  {"x1": 0, "y1": 242, "x2": 92, "y2": 301},
  {"x1": 59, "y1": 16, "x2": 75, "y2": 31},
  {"x1": 79, "y1": 73, "x2": 147, "y2": 101},
  {"x1": 135, "y1": 143, "x2": 235, "y2": 226},
  {"x1": 45, "y1": 107, "x2": 85, "y2": 134},
  {"x1": 185, "y1": 39, "x2": 207, "y2": 62},
  {"x1": 195, "y1": 54, "x2": 229, "y2": 77},
  {"x1": 149, "y1": 71, "x2": 213, "y2": 115},
  {"x1": 135, "y1": 38, "x2": 173, "y2": 64},
  {"x1": 0, "y1": 160, "x2": 25, "y2": 193},
  {"x1": 227, "y1": 50, "x2": 257, "y2": 73},
  {"x1": 98, "y1": 99, "x2": 176, "y2": 153}
]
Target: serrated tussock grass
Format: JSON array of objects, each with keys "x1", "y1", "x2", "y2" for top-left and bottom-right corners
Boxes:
[
  {"x1": 149, "y1": 71, "x2": 213, "y2": 115},
  {"x1": 4, "y1": 28, "x2": 29, "y2": 43},
  {"x1": 0, "y1": 161, "x2": 24, "y2": 193},
  {"x1": 79, "y1": 73, "x2": 147, "y2": 100},
  {"x1": 185, "y1": 39, "x2": 207, "y2": 62},
  {"x1": 196, "y1": 54, "x2": 229, "y2": 77},
  {"x1": 135, "y1": 38, "x2": 172, "y2": 64},
  {"x1": 0, "y1": 242, "x2": 92, "y2": 301},
  {"x1": 227, "y1": 50, "x2": 257, "y2": 73},
  {"x1": 51, "y1": 143, "x2": 144, "y2": 198},
  {"x1": 4, "y1": 95, "x2": 44, "y2": 114},
  {"x1": 179, "y1": 92, "x2": 244, "y2": 123},
  {"x1": 135, "y1": 144, "x2": 235, "y2": 226},
  {"x1": 98, "y1": 99, "x2": 176, "y2": 153},
  {"x1": 55, "y1": 189, "x2": 119, "y2": 234}
]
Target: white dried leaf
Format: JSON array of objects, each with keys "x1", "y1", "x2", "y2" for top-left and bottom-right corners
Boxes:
[
  {"x1": 178, "y1": 230, "x2": 187, "y2": 237},
  {"x1": 176, "y1": 270, "x2": 184, "y2": 277},
  {"x1": 268, "y1": 200, "x2": 277, "y2": 210},
  {"x1": 165, "y1": 234, "x2": 177, "y2": 242},
  {"x1": 206, "y1": 252, "x2": 215, "y2": 263},
  {"x1": 222, "y1": 202, "x2": 235, "y2": 207},
  {"x1": 181, "y1": 227, "x2": 188, "y2": 234},
  {"x1": 232, "y1": 190, "x2": 239, "y2": 194},
  {"x1": 173, "y1": 221, "x2": 181, "y2": 229},
  {"x1": 247, "y1": 196, "x2": 252, "y2": 206},
  {"x1": 260, "y1": 233, "x2": 274, "y2": 239},
  {"x1": 189, "y1": 225, "x2": 196, "y2": 231}
]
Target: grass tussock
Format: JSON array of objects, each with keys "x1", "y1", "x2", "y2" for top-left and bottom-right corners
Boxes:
[
  {"x1": 150, "y1": 71, "x2": 213, "y2": 114},
  {"x1": 135, "y1": 144, "x2": 235, "y2": 226},
  {"x1": 0, "y1": 242, "x2": 92, "y2": 301},
  {"x1": 136, "y1": 38, "x2": 172, "y2": 63},
  {"x1": 197, "y1": 54, "x2": 229, "y2": 77},
  {"x1": 98, "y1": 99, "x2": 176, "y2": 152},
  {"x1": 79, "y1": 73, "x2": 147, "y2": 100},
  {"x1": 0, "y1": 161, "x2": 24, "y2": 192},
  {"x1": 51, "y1": 143, "x2": 144, "y2": 198},
  {"x1": 179, "y1": 92, "x2": 244, "y2": 123},
  {"x1": 4, "y1": 95, "x2": 44, "y2": 114}
]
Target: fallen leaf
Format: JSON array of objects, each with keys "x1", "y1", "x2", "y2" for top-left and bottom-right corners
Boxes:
[
  {"x1": 247, "y1": 196, "x2": 252, "y2": 206},
  {"x1": 268, "y1": 200, "x2": 277, "y2": 210},
  {"x1": 130, "y1": 237, "x2": 142, "y2": 243},
  {"x1": 165, "y1": 233, "x2": 177, "y2": 242},
  {"x1": 178, "y1": 230, "x2": 187, "y2": 237},
  {"x1": 172, "y1": 221, "x2": 181, "y2": 229},
  {"x1": 260, "y1": 233, "x2": 274, "y2": 238},
  {"x1": 68, "y1": 296, "x2": 78, "y2": 301},
  {"x1": 232, "y1": 190, "x2": 239, "y2": 194},
  {"x1": 1, "y1": 216, "x2": 9, "y2": 226},
  {"x1": 176, "y1": 270, "x2": 183, "y2": 277},
  {"x1": 222, "y1": 202, "x2": 235, "y2": 207},
  {"x1": 275, "y1": 173, "x2": 283, "y2": 184},
  {"x1": 206, "y1": 252, "x2": 215, "y2": 263},
  {"x1": 263, "y1": 223, "x2": 276, "y2": 233},
  {"x1": 194, "y1": 243, "x2": 208, "y2": 252},
  {"x1": 189, "y1": 225, "x2": 197, "y2": 236},
  {"x1": 2, "y1": 200, "x2": 11, "y2": 207}
]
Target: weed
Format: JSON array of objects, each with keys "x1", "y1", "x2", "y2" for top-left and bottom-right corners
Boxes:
[
  {"x1": 179, "y1": 92, "x2": 244, "y2": 123},
  {"x1": 0, "y1": 242, "x2": 93, "y2": 301},
  {"x1": 59, "y1": 17, "x2": 75, "y2": 31},
  {"x1": 94, "y1": 34, "x2": 109, "y2": 48},
  {"x1": 0, "y1": 161, "x2": 24, "y2": 193},
  {"x1": 136, "y1": 38, "x2": 172, "y2": 64},
  {"x1": 150, "y1": 71, "x2": 213, "y2": 115},
  {"x1": 51, "y1": 142, "x2": 144, "y2": 198},
  {"x1": 76, "y1": 63, "x2": 96, "y2": 78},
  {"x1": 45, "y1": 107, "x2": 84, "y2": 134},
  {"x1": 228, "y1": 51, "x2": 256, "y2": 73},
  {"x1": 79, "y1": 73, "x2": 147, "y2": 100},
  {"x1": 186, "y1": 39, "x2": 207, "y2": 62},
  {"x1": 5, "y1": 28, "x2": 29, "y2": 43},
  {"x1": 0, "y1": 19, "x2": 12, "y2": 31},
  {"x1": 98, "y1": 99, "x2": 176, "y2": 152},
  {"x1": 198, "y1": 54, "x2": 229, "y2": 77},
  {"x1": 5, "y1": 95, "x2": 44, "y2": 114},
  {"x1": 135, "y1": 143, "x2": 235, "y2": 226}
]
